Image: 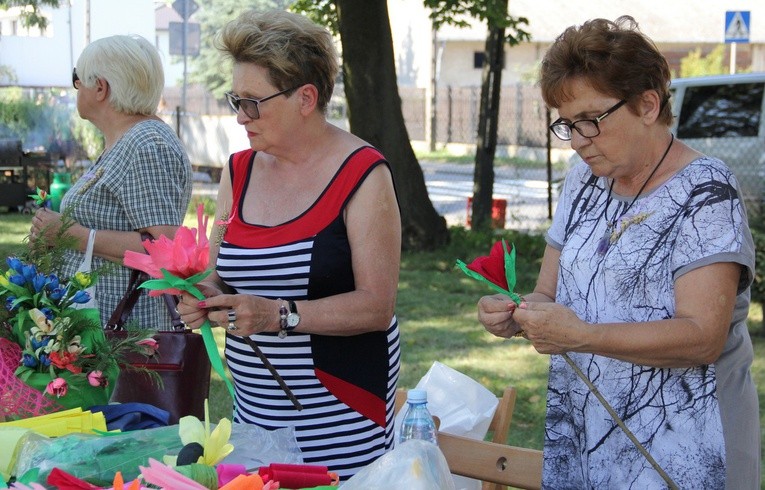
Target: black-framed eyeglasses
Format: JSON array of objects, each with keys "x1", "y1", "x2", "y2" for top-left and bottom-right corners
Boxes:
[
  {"x1": 72, "y1": 67, "x2": 79, "y2": 90},
  {"x1": 549, "y1": 99, "x2": 627, "y2": 141},
  {"x1": 224, "y1": 86, "x2": 300, "y2": 120}
]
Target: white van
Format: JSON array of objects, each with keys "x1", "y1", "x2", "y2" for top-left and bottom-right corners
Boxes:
[{"x1": 669, "y1": 73, "x2": 765, "y2": 209}]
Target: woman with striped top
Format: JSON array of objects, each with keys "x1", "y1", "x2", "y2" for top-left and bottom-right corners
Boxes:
[{"x1": 177, "y1": 10, "x2": 401, "y2": 481}]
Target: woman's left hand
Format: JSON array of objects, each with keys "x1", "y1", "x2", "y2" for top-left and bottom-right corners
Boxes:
[
  {"x1": 513, "y1": 301, "x2": 588, "y2": 354},
  {"x1": 30, "y1": 208, "x2": 63, "y2": 245},
  {"x1": 197, "y1": 293, "x2": 279, "y2": 336}
]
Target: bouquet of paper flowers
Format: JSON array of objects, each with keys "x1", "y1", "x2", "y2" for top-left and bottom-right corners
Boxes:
[{"x1": 0, "y1": 197, "x2": 156, "y2": 420}]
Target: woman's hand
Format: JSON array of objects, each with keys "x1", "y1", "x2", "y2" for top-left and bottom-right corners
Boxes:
[
  {"x1": 177, "y1": 283, "x2": 223, "y2": 329},
  {"x1": 198, "y1": 294, "x2": 280, "y2": 336},
  {"x1": 30, "y1": 208, "x2": 64, "y2": 245},
  {"x1": 180, "y1": 286, "x2": 279, "y2": 336},
  {"x1": 478, "y1": 294, "x2": 524, "y2": 338},
  {"x1": 513, "y1": 302, "x2": 587, "y2": 354}
]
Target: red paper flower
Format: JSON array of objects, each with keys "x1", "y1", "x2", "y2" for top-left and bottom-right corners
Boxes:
[
  {"x1": 49, "y1": 351, "x2": 82, "y2": 374},
  {"x1": 456, "y1": 239, "x2": 521, "y2": 304},
  {"x1": 466, "y1": 240, "x2": 513, "y2": 290}
]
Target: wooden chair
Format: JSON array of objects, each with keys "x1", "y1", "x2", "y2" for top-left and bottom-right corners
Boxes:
[
  {"x1": 395, "y1": 385, "x2": 539, "y2": 489},
  {"x1": 438, "y1": 431, "x2": 543, "y2": 489}
]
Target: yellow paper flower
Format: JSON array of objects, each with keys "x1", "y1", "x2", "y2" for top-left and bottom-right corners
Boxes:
[
  {"x1": 164, "y1": 400, "x2": 234, "y2": 467},
  {"x1": 73, "y1": 271, "x2": 94, "y2": 288}
]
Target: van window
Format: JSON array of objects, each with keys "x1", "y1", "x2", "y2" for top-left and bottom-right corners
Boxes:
[{"x1": 676, "y1": 83, "x2": 764, "y2": 138}]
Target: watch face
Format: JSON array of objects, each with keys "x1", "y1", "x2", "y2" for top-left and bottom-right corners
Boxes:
[{"x1": 287, "y1": 313, "x2": 300, "y2": 328}]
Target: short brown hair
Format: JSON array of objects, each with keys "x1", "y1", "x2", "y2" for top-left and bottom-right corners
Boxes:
[
  {"x1": 540, "y1": 16, "x2": 672, "y2": 126},
  {"x1": 217, "y1": 10, "x2": 338, "y2": 113}
]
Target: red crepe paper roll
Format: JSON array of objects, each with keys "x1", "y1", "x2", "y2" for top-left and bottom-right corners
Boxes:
[{"x1": 258, "y1": 463, "x2": 339, "y2": 487}]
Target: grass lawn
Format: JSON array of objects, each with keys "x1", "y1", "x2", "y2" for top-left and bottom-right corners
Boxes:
[{"x1": 2, "y1": 210, "x2": 763, "y2": 486}]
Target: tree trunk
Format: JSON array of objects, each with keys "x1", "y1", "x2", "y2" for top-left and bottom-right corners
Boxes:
[
  {"x1": 335, "y1": 0, "x2": 448, "y2": 251},
  {"x1": 471, "y1": 7, "x2": 507, "y2": 231}
]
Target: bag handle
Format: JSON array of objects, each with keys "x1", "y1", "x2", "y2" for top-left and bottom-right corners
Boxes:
[
  {"x1": 105, "y1": 231, "x2": 186, "y2": 332},
  {"x1": 78, "y1": 228, "x2": 97, "y2": 273}
]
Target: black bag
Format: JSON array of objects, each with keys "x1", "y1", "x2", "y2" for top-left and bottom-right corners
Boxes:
[{"x1": 105, "y1": 234, "x2": 211, "y2": 425}]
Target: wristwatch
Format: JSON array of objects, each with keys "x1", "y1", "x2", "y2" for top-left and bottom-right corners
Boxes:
[{"x1": 286, "y1": 300, "x2": 301, "y2": 330}]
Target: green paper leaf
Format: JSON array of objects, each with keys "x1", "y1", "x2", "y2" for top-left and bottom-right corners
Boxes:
[
  {"x1": 456, "y1": 260, "x2": 512, "y2": 297},
  {"x1": 503, "y1": 239, "x2": 518, "y2": 293},
  {"x1": 16, "y1": 467, "x2": 40, "y2": 484}
]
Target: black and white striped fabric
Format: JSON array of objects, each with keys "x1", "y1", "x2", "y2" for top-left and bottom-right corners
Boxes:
[{"x1": 217, "y1": 146, "x2": 401, "y2": 480}]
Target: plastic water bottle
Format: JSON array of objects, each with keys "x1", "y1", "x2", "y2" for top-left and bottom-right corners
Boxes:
[{"x1": 399, "y1": 388, "x2": 438, "y2": 445}]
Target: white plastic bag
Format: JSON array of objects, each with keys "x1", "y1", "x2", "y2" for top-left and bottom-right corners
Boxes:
[
  {"x1": 73, "y1": 228, "x2": 98, "y2": 310},
  {"x1": 343, "y1": 439, "x2": 455, "y2": 490},
  {"x1": 395, "y1": 361, "x2": 499, "y2": 490}
]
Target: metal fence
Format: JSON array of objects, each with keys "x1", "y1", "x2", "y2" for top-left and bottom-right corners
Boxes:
[{"x1": 170, "y1": 81, "x2": 764, "y2": 230}]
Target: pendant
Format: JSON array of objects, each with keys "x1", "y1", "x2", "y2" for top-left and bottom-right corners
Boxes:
[{"x1": 596, "y1": 223, "x2": 613, "y2": 255}]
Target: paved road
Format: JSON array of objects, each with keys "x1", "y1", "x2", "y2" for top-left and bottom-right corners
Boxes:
[
  {"x1": 193, "y1": 161, "x2": 565, "y2": 231},
  {"x1": 420, "y1": 161, "x2": 563, "y2": 230}
]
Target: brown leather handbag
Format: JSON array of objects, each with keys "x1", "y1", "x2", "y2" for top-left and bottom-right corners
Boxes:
[{"x1": 105, "y1": 235, "x2": 211, "y2": 425}]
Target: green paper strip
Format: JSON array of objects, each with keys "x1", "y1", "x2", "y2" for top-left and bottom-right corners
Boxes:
[
  {"x1": 502, "y1": 239, "x2": 518, "y2": 295},
  {"x1": 138, "y1": 269, "x2": 236, "y2": 402}
]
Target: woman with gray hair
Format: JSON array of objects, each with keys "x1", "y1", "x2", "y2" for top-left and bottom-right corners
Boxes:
[
  {"x1": 176, "y1": 9, "x2": 401, "y2": 481},
  {"x1": 31, "y1": 34, "x2": 192, "y2": 328}
]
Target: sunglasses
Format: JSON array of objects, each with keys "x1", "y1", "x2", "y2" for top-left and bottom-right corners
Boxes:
[
  {"x1": 72, "y1": 67, "x2": 79, "y2": 90},
  {"x1": 224, "y1": 86, "x2": 300, "y2": 120}
]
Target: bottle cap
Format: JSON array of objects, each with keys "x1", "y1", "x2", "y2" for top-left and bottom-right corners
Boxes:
[{"x1": 406, "y1": 388, "x2": 427, "y2": 403}]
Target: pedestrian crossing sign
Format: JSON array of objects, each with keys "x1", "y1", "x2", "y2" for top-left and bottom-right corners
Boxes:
[{"x1": 725, "y1": 11, "x2": 750, "y2": 43}]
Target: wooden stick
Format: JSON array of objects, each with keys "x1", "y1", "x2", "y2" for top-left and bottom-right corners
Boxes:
[
  {"x1": 242, "y1": 336, "x2": 303, "y2": 411},
  {"x1": 562, "y1": 353, "x2": 678, "y2": 489}
]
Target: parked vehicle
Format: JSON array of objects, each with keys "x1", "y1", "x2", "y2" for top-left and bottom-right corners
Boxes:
[{"x1": 669, "y1": 73, "x2": 765, "y2": 212}]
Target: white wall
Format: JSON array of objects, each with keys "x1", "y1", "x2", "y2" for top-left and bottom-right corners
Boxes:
[
  {"x1": 0, "y1": 0, "x2": 155, "y2": 88},
  {"x1": 387, "y1": 0, "x2": 432, "y2": 88},
  {"x1": 387, "y1": 0, "x2": 765, "y2": 90}
]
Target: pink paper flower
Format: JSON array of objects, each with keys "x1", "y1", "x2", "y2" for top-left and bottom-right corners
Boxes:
[
  {"x1": 123, "y1": 204, "x2": 210, "y2": 296},
  {"x1": 136, "y1": 338, "x2": 159, "y2": 357},
  {"x1": 46, "y1": 377, "x2": 68, "y2": 397},
  {"x1": 87, "y1": 370, "x2": 108, "y2": 387}
]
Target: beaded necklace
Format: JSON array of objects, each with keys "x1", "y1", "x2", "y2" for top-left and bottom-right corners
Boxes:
[{"x1": 596, "y1": 133, "x2": 674, "y2": 255}]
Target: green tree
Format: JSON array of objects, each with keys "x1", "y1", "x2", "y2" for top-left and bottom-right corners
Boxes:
[
  {"x1": 679, "y1": 45, "x2": 727, "y2": 78},
  {"x1": 292, "y1": 0, "x2": 449, "y2": 250},
  {"x1": 423, "y1": 0, "x2": 529, "y2": 230},
  {"x1": 0, "y1": 0, "x2": 59, "y2": 29},
  {"x1": 189, "y1": 0, "x2": 291, "y2": 98}
]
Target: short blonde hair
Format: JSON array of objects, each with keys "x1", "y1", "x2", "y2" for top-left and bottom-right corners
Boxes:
[
  {"x1": 217, "y1": 10, "x2": 338, "y2": 113},
  {"x1": 76, "y1": 35, "x2": 164, "y2": 116}
]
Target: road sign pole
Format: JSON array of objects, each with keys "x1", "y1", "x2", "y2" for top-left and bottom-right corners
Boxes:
[
  {"x1": 182, "y1": 0, "x2": 188, "y2": 119},
  {"x1": 729, "y1": 42, "x2": 736, "y2": 75}
]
